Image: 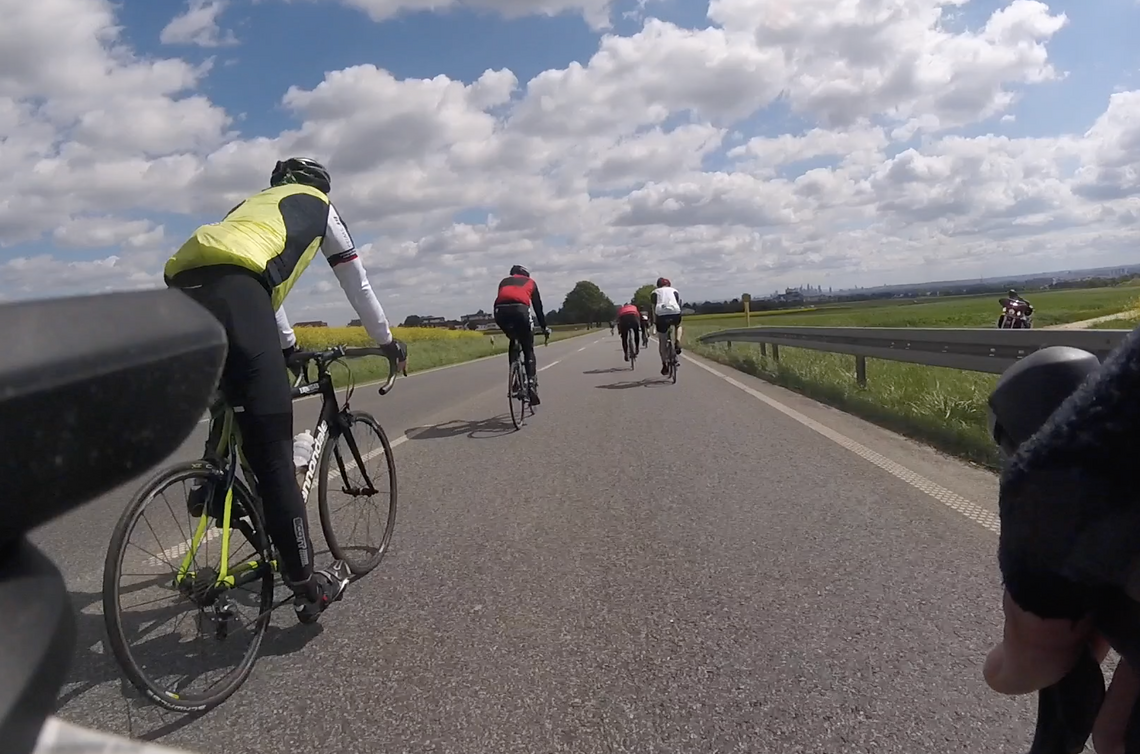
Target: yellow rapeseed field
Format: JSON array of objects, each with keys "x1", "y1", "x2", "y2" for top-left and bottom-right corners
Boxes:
[{"x1": 295, "y1": 326, "x2": 483, "y2": 349}]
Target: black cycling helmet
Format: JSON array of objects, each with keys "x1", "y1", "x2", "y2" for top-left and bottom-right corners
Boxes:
[
  {"x1": 510, "y1": 264, "x2": 530, "y2": 277},
  {"x1": 270, "y1": 157, "x2": 332, "y2": 194},
  {"x1": 656, "y1": 277, "x2": 670, "y2": 287},
  {"x1": 1008, "y1": 289, "x2": 1018, "y2": 298}
]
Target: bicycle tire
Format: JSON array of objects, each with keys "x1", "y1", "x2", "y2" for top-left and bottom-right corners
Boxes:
[
  {"x1": 102, "y1": 461, "x2": 273, "y2": 714},
  {"x1": 509, "y1": 359, "x2": 526, "y2": 429},
  {"x1": 318, "y1": 410, "x2": 398, "y2": 576},
  {"x1": 670, "y1": 334, "x2": 678, "y2": 384}
]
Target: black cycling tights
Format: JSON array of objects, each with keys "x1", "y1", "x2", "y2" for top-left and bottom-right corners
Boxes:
[
  {"x1": 618, "y1": 316, "x2": 640, "y2": 358},
  {"x1": 175, "y1": 270, "x2": 316, "y2": 592},
  {"x1": 494, "y1": 303, "x2": 536, "y2": 378}
]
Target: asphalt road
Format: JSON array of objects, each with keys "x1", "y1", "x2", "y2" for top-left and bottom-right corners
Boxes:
[{"x1": 34, "y1": 331, "x2": 1041, "y2": 754}]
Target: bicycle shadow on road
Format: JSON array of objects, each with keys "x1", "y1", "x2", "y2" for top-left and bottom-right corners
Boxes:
[
  {"x1": 405, "y1": 414, "x2": 516, "y2": 441},
  {"x1": 595, "y1": 378, "x2": 669, "y2": 390},
  {"x1": 57, "y1": 577, "x2": 326, "y2": 740},
  {"x1": 582, "y1": 367, "x2": 629, "y2": 374}
]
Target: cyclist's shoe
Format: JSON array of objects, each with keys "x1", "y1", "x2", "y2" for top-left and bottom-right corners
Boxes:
[
  {"x1": 292, "y1": 560, "x2": 352, "y2": 625},
  {"x1": 624, "y1": 351, "x2": 630, "y2": 362},
  {"x1": 661, "y1": 363, "x2": 669, "y2": 376},
  {"x1": 675, "y1": 344, "x2": 682, "y2": 355},
  {"x1": 528, "y1": 378, "x2": 541, "y2": 406}
]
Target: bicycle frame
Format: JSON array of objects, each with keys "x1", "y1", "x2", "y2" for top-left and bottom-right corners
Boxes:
[
  {"x1": 174, "y1": 402, "x2": 268, "y2": 593},
  {"x1": 174, "y1": 350, "x2": 386, "y2": 597}
]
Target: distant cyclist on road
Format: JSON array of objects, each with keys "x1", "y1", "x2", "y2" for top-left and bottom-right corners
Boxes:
[
  {"x1": 164, "y1": 157, "x2": 408, "y2": 623},
  {"x1": 650, "y1": 277, "x2": 683, "y2": 376},
  {"x1": 609, "y1": 321, "x2": 615, "y2": 336},
  {"x1": 616, "y1": 301, "x2": 641, "y2": 362},
  {"x1": 639, "y1": 310, "x2": 650, "y2": 347},
  {"x1": 494, "y1": 265, "x2": 551, "y2": 405}
]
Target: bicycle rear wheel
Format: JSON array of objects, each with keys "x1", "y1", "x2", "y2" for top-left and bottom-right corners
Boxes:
[
  {"x1": 664, "y1": 331, "x2": 677, "y2": 383},
  {"x1": 509, "y1": 359, "x2": 526, "y2": 429},
  {"x1": 318, "y1": 411, "x2": 398, "y2": 576},
  {"x1": 103, "y1": 462, "x2": 273, "y2": 713}
]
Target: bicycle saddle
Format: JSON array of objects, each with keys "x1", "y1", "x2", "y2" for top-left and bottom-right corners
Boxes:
[{"x1": 990, "y1": 332, "x2": 1140, "y2": 753}]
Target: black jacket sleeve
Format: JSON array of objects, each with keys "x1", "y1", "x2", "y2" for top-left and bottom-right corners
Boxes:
[{"x1": 999, "y1": 325, "x2": 1140, "y2": 620}]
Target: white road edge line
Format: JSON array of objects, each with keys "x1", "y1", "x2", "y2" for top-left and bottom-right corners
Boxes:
[
  {"x1": 144, "y1": 434, "x2": 410, "y2": 566},
  {"x1": 538, "y1": 360, "x2": 561, "y2": 372},
  {"x1": 682, "y1": 353, "x2": 1000, "y2": 535}
]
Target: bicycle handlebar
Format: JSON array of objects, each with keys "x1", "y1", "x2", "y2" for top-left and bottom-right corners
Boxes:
[{"x1": 287, "y1": 346, "x2": 405, "y2": 396}]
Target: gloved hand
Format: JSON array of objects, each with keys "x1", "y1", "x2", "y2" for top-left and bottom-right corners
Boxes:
[{"x1": 380, "y1": 338, "x2": 408, "y2": 374}]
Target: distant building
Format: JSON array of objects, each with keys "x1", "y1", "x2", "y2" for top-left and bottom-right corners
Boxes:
[
  {"x1": 421, "y1": 315, "x2": 448, "y2": 328},
  {"x1": 295, "y1": 320, "x2": 327, "y2": 328},
  {"x1": 460, "y1": 309, "x2": 496, "y2": 330},
  {"x1": 347, "y1": 319, "x2": 361, "y2": 327},
  {"x1": 774, "y1": 288, "x2": 805, "y2": 305}
]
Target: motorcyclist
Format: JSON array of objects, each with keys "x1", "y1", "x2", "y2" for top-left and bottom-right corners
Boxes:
[{"x1": 997, "y1": 289, "x2": 1033, "y2": 327}]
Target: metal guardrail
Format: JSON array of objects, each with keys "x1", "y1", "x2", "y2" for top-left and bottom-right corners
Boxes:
[{"x1": 697, "y1": 326, "x2": 1133, "y2": 384}]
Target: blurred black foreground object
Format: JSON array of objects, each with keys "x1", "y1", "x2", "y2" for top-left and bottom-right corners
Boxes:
[
  {"x1": 990, "y1": 328, "x2": 1140, "y2": 754},
  {"x1": 0, "y1": 289, "x2": 226, "y2": 754}
]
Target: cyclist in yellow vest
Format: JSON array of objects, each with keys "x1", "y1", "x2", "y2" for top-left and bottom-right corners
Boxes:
[{"x1": 165, "y1": 157, "x2": 407, "y2": 623}]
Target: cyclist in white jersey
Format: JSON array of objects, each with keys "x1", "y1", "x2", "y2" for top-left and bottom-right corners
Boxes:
[{"x1": 649, "y1": 277, "x2": 683, "y2": 375}]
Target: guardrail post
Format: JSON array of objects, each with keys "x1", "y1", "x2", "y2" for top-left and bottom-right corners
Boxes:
[
  {"x1": 855, "y1": 355, "x2": 867, "y2": 387},
  {"x1": 760, "y1": 343, "x2": 767, "y2": 358},
  {"x1": 771, "y1": 344, "x2": 779, "y2": 362}
]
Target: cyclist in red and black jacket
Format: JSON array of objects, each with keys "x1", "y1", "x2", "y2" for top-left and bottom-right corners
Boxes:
[{"x1": 494, "y1": 265, "x2": 551, "y2": 404}]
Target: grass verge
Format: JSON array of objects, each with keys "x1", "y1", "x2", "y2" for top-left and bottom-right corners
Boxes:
[
  {"x1": 682, "y1": 286, "x2": 1140, "y2": 469},
  {"x1": 691, "y1": 340, "x2": 1000, "y2": 468}
]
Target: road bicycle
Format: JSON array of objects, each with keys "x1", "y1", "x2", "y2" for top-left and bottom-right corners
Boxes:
[
  {"x1": 659, "y1": 325, "x2": 680, "y2": 384},
  {"x1": 102, "y1": 346, "x2": 402, "y2": 713},
  {"x1": 625, "y1": 327, "x2": 639, "y2": 370},
  {"x1": 507, "y1": 329, "x2": 549, "y2": 430}
]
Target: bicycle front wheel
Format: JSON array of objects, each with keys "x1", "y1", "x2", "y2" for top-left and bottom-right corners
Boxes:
[
  {"x1": 103, "y1": 461, "x2": 273, "y2": 713},
  {"x1": 318, "y1": 411, "x2": 398, "y2": 576},
  {"x1": 509, "y1": 360, "x2": 526, "y2": 429}
]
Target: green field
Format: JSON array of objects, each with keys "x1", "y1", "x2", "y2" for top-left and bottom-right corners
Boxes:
[
  {"x1": 685, "y1": 287, "x2": 1140, "y2": 331},
  {"x1": 296, "y1": 327, "x2": 588, "y2": 389},
  {"x1": 688, "y1": 287, "x2": 1140, "y2": 469}
]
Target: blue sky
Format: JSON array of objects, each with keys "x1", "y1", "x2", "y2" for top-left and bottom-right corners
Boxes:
[{"x1": 3, "y1": 0, "x2": 1140, "y2": 320}]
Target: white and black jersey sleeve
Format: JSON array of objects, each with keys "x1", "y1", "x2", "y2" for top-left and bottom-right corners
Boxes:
[
  {"x1": 275, "y1": 305, "x2": 297, "y2": 349},
  {"x1": 321, "y1": 202, "x2": 393, "y2": 346}
]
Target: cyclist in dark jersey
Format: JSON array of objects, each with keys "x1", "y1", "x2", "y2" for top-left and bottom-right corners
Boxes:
[
  {"x1": 494, "y1": 265, "x2": 551, "y2": 404},
  {"x1": 616, "y1": 302, "x2": 641, "y2": 362}
]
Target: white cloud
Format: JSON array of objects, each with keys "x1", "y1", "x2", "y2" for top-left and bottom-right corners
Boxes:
[
  {"x1": 4, "y1": 0, "x2": 1140, "y2": 322},
  {"x1": 161, "y1": 0, "x2": 237, "y2": 47}
]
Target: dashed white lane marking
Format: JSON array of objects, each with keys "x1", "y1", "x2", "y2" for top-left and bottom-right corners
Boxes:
[
  {"x1": 683, "y1": 354, "x2": 1000, "y2": 535},
  {"x1": 143, "y1": 434, "x2": 410, "y2": 567},
  {"x1": 538, "y1": 360, "x2": 561, "y2": 372}
]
